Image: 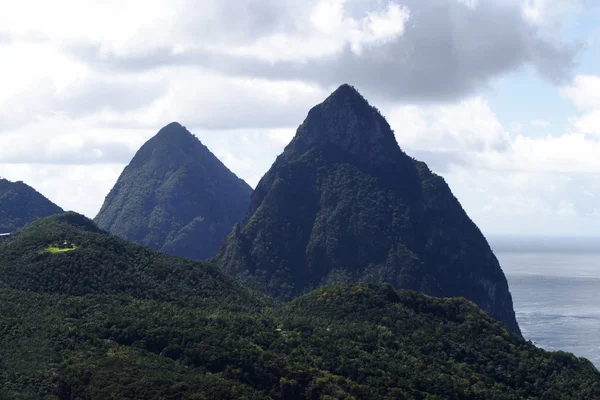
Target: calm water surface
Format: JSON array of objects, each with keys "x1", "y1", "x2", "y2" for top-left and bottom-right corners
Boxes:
[{"x1": 497, "y1": 252, "x2": 600, "y2": 368}]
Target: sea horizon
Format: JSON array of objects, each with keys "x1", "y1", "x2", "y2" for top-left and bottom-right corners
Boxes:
[{"x1": 491, "y1": 235, "x2": 600, "y2": 368}]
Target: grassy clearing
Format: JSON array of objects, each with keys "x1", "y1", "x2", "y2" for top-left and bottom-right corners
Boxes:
[{"x1": 45, "y1": 245, "x2": 78, "y2": 254}]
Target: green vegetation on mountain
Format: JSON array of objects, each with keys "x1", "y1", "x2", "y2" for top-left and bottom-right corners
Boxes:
[
  {"x1": 214, "y1": 84, "x2": 521, "y2": 334},
  {"x1": 0, "y1": 213, "x2": 599, "y2": 399},
  {"x1": 0, "y1": 178, "x2": 63, "y2": 232},
  {"x1": 44, "y1": 244, "x2": 78, "y2": 253},
  {"x1": 94, "y1": 122, "x2": 252, "y2": 260}
]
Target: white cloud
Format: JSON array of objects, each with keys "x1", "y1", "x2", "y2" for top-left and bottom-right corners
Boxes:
[
  {"x1": 382, "y1": 76, "x2": 600, "y2": 235},
  {"x1": 37, "y1": 0, "x2": 578, "y2": 102},
  {"x1": 557, "y1": 200, "x2": 577, "y2": 217},
  {"x1": 0, "y1": 0, "x2": 593, "y2": 237},
  {"x1": 531, "y1": 119, "x2": 552, "y2": 128},
  {"x1": 0, "y1": 42, "x2": 87, "y2": 111},
  {"x1": 562, "y1": 75, "x2": 600, "y2": 137},
  {"x1": 0, "y1": 42, "x2": 167, "y2": 131},
  {"x1": 0, "y1": 114, "x2": 151, "y2": 165},
  {"x1": 0, "y1": 0, "x2": 410, "y2": 62},
  {"x1": 457, "y1": 0, "x2": 479, "y2": 10},
  {"x1": 523, "y1": 0, "x2": 585, "y2": 27},
  {"x1": 388, "y1": 97, "x2": 509, "y2": 155},
  {"x1": 193, "y1": 128, "x2": 293, "y2": 187},
  {"x1": 228, "y1": 0, "x2": 410, "y2": 61},
  {"x1": 571, "y1": 110, "x2": 600, "y2": 135},
  {"x1": 511, "y1": 123, "x2": 524, "y2": 134},
  {"x1": 0, "y1": 163, "x2": 124, "y2": 216},
  {"x1": 389, "y1": 74, "x2": 600, "y2": 176},
  {"x1": 443, "y1": 167, "x2": 599, "y2": 236},
  {"x1": 503, "y1": 133, "x2": 600, "y2": 173},
  {"x1": 563, "y1": 75, "x2": 600, "y2": 110},
  {"x1": 267, "y1": 129, "x2": 296, "y2": 146},
  {"x1": 135, "y1": 71, "x2": 326, "y2": 130},
  {"x1": 0, "y1": 0, "x2": 178, "y2": 54},
  {"x1": 348, "y1": 3, "x2": 410, "y2": 54}
]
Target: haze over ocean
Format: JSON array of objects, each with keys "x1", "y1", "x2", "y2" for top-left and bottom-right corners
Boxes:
[{"x1": 492, "y1": 236, "x2": 600, "y2": 368}]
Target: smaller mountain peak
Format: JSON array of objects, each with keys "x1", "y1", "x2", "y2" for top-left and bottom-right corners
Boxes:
[
  {"x1": 131, "y1": 122, "x2": 203, "y2": 166},
  {"x1": 142, "y1": 122, "x2": 204, "y2": 153},
  {"x1": 146, "y1": 122, "x2": 196, "y2": 150}
]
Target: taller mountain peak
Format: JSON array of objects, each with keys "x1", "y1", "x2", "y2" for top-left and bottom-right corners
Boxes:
[
  {"x1": 215, "y1": 86, "x2": 521, "y2": 335},
  {"x1": 95, "y1": 123, "x2": 252, "y2": 260},
  {"x1": 323, "y1": 83, "x2": 370, "y2": 108},
  {"x1": 287, "y1": 84, "x2": 401, "y2": 163}
]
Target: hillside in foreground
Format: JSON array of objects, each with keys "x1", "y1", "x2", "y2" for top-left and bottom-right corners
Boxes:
[{"x1": 0, "y1": 214, "x2": 598, "y2": 399}]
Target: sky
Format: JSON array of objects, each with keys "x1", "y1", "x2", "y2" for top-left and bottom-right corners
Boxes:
[{"x1": 0, "y1": 0, "x2": 599, "y2": 236}]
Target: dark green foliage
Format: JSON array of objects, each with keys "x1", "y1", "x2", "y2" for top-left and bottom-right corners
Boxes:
[
  {"x1": 0, "y1": 212, "x2": 258, "y2": 307},
  {"x1": 214, "y1": 84, "x2": 521, "y2": 335},
  {"x1": 0, "y1": 178, "x2": 63, "y2": 232},
  {"x1": 0, "y1": 214, "x2": 599, "y2": 399},
  {"x1": 278, "y1": 285, "x2": 600, "y2": 399},
  {"x1": 0, "y1": 291, "x2": 268, "y2": 400},
  {"x1": 94, "y1": 122, "x2": 252, "y2": 260}
]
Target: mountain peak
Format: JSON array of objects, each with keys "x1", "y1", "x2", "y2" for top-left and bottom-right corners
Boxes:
[
  {"x1": 153, "y1": 121, "x2": 196, "y2": 145},
  {"x1": 215, "y1": 84, "x2": 521, "y2": 335},
  {"x1": 128, "y1": 122, "x2": 206, "y2": 170},
  {"x1": 287, "y1": 84, "x2": 401, "y2": 163},
  {"x1": 157, "y1": 121, "x2": 185, "y2": 135},
  {"x1": 323, "y1": 83, "x2": 372, "y2": 109},
  {"x1": 95, "y1": 122, "x2": 252, "y2": 261}
]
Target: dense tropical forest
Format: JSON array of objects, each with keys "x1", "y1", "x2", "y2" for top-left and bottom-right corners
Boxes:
[{"x1": 0, "y1": 213, "x2": 598, "y2": 399}]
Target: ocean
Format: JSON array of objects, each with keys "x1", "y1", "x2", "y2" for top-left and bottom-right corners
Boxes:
[{"x1": 494, "y1": 241, "x2": 600, "y2": 369}]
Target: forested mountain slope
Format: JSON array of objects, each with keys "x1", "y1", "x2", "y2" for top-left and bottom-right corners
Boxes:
[
  {"x1": 95, "y1": 122, "x2": 252, "y2": 260},
  {"x1": 0, "y1": 214, "x2": 598, "y2": 399},
  {"x1": 214, "y1": 84, "x2": 520, "y2": 334}
]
